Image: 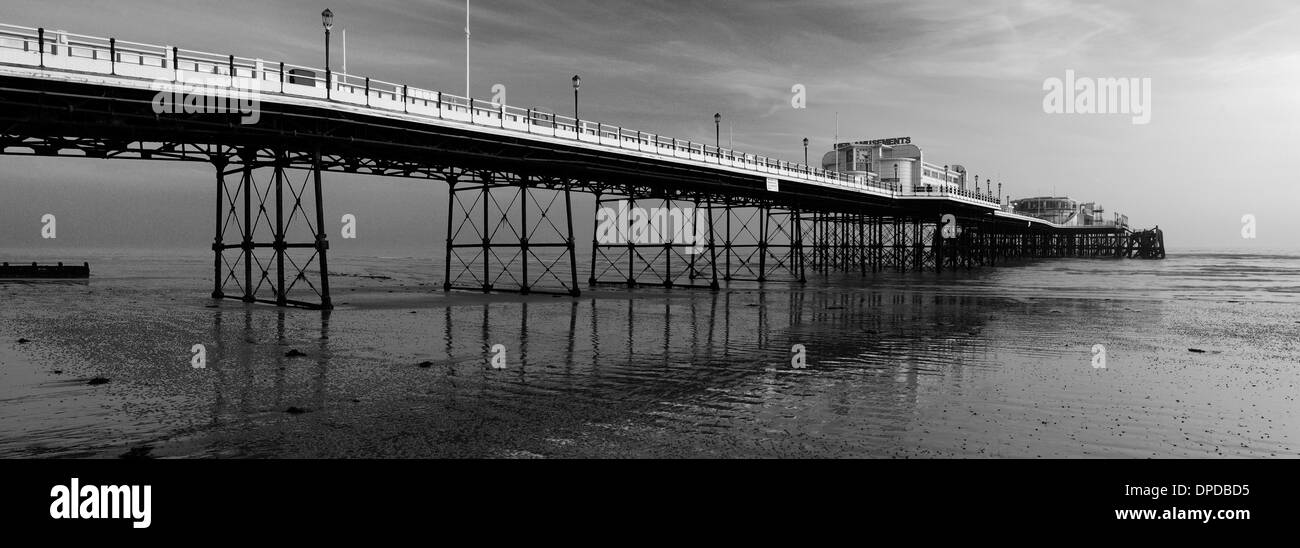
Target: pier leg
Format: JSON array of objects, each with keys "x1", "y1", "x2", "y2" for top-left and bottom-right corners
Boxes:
[
  {"x1": 311, "y1": 150, "x2": 332, "y2": 309},
  {"x1": 934, "y1": 215, "x2": 944, "y2": 274},
  {"x1": 212, "y1": 154, "x2": 228, "y2": 300},
  {"x1": 274, "y1": 150, "x2": 286, "y2": 306},
  {"x1": 565, "y1": 181, "x2": 580, "y2": 297},
  {"x1": 241, "y1": 147, "x2": 254, "y2": 302},
  {"x1": 724, "y1": 200, "x2": 733, "y2": 281},
  {"x1": 794, "y1": 208, "x2": 806, "y2": 283},
  {"x1": 859, "y1": 214, "x2": 868, "y2": 276},
  {"x1": 588, "y1": 189, "x2": 602, "y2": 287},
  {"x1": 663, "y1": 196, "x2": 674, "y2": 288},
  {"x1": 443, "y1": 174, "x2": 458, "y2": 292},
  {"x1": 626, "y1": 188, "x2": 637, "y2": 287},
  {"x1": 210, "y1": 147, "x2": 332, "y2": 309},
  {"x1": 482, "y1": 172, "x2": 492, "y2": 292},
  {"x1": 708, "y1": 200, "x2": 720, "y2": 290},
  {"x1": 519, "y1": 175, "x2": 530, "y2": 295},
  {"x1": 757, "y1": 206, "x2": 767, "y2": 283},
  {"x1": 688, "y1": 197, "x2": 701, "y2": 282}
]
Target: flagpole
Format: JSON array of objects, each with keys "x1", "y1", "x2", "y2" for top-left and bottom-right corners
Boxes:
[{"x1": 465, "y1": 0, "x2": 470, "y2": 102}]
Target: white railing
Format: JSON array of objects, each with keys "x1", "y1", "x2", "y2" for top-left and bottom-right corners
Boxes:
[
  {"x1": 0, "y1": 22, "x2": 1008, "y2": 209},
  {"x1": 902, "y1": 184, "x2": 1000, "y2": 204}
]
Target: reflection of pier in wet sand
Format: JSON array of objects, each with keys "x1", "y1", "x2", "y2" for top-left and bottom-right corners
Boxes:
[{"x1": 192, "y1": 287, "x2": 1009, "y2": 457}]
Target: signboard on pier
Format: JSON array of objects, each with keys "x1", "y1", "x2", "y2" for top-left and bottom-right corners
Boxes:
[
  {"x1": 837, "y1": 137, "x2": 912, "y2": 147},
  {"x1": 766, "y1": 178, "x2": 779, "y2": 192},
  {"x1": 856, "y1": 137, "x2": 911, "y2": 146}
]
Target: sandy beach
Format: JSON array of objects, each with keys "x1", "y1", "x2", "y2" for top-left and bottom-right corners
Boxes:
[{"x1": 0, "y1": 248, "x2": 1296, "y2": 458}]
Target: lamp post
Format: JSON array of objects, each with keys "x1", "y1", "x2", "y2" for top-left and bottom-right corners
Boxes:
[
  {"x1": 322, "y1": 9, "x2": 334, "y2": 100},
  {"x1": 714, "y1": 113, "x2": 721, "y2": 158},
  {"x1": 572, "y1": 75, "x2": 581, "y2": 137},
  {"x1": 803, "y1": 137, "x2": 809, "y2": 168}
]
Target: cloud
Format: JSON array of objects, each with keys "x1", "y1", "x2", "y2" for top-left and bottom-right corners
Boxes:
[{"x1": 3, "y1": 0, "x2": 1299, "y2": 247}]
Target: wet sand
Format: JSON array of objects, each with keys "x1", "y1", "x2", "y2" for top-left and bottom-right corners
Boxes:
[{"x1": 0, "y1": 250, "x2": 1296, "y2": 458}]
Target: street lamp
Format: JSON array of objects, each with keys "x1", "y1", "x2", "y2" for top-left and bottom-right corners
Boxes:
[
  {"x1": 714, "y1": 113, "x2": 721, "y2": 158},
  {"x1": 322, "y1": 9, "x2": 334, "y2": 100},
  {"x1": 572, "y1": 75, "x2": 581, "y2": 137},
  {"x1": 803, "y1": 137, "x2": 809, "y2": 168}
]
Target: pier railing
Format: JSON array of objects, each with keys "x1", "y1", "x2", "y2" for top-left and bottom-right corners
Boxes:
[{"x1": 0, "y1": 23, "x2": 1004, "y2": 208}]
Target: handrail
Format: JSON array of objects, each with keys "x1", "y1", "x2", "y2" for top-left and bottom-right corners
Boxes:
[{"x1": 0, "y1": 21, "x2": 1010, "y2": 208}]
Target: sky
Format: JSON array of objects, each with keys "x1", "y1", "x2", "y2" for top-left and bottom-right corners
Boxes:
[{"x1": 2, "y1": 0, "x2": 1299, "y2": 254}]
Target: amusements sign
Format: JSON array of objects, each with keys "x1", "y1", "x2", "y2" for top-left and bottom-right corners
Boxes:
[{"x1": 852, "y1": 137, "x2": 912, "y2": 146}]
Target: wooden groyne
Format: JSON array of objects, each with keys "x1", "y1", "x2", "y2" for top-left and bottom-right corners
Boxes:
[{"x1": 0, "y1": 262, "x2": 91, "y2": 278}]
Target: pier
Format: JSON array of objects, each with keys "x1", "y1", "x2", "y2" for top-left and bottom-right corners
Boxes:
[{"x1": 0, "y1": 23, "x2": 1163, "y2": 309}]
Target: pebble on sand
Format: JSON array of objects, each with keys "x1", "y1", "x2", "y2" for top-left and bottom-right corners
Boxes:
[
  {"x1": 17, "y1": 338, "x2": 30, "y2": 344},
  {"x1": 1188, "y1": 348, "x2": 1207, "y2": 353},
  {"x1": 87, "y1": 377, "x2": 110, "y2": 386},
  {"x1": 418, "y1": 361, "x2": 435, "y2": 368},
  {"x1": 285, "y1": 349, "x2": 307, "y2": 357},
  {"x1": 285, "y1": 406, "x2": 308, "y2": 414}
]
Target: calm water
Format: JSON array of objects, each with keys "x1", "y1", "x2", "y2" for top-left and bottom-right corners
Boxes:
[{"x1": 0, "y1": 247, "x2": 1297, "y2": 458}]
